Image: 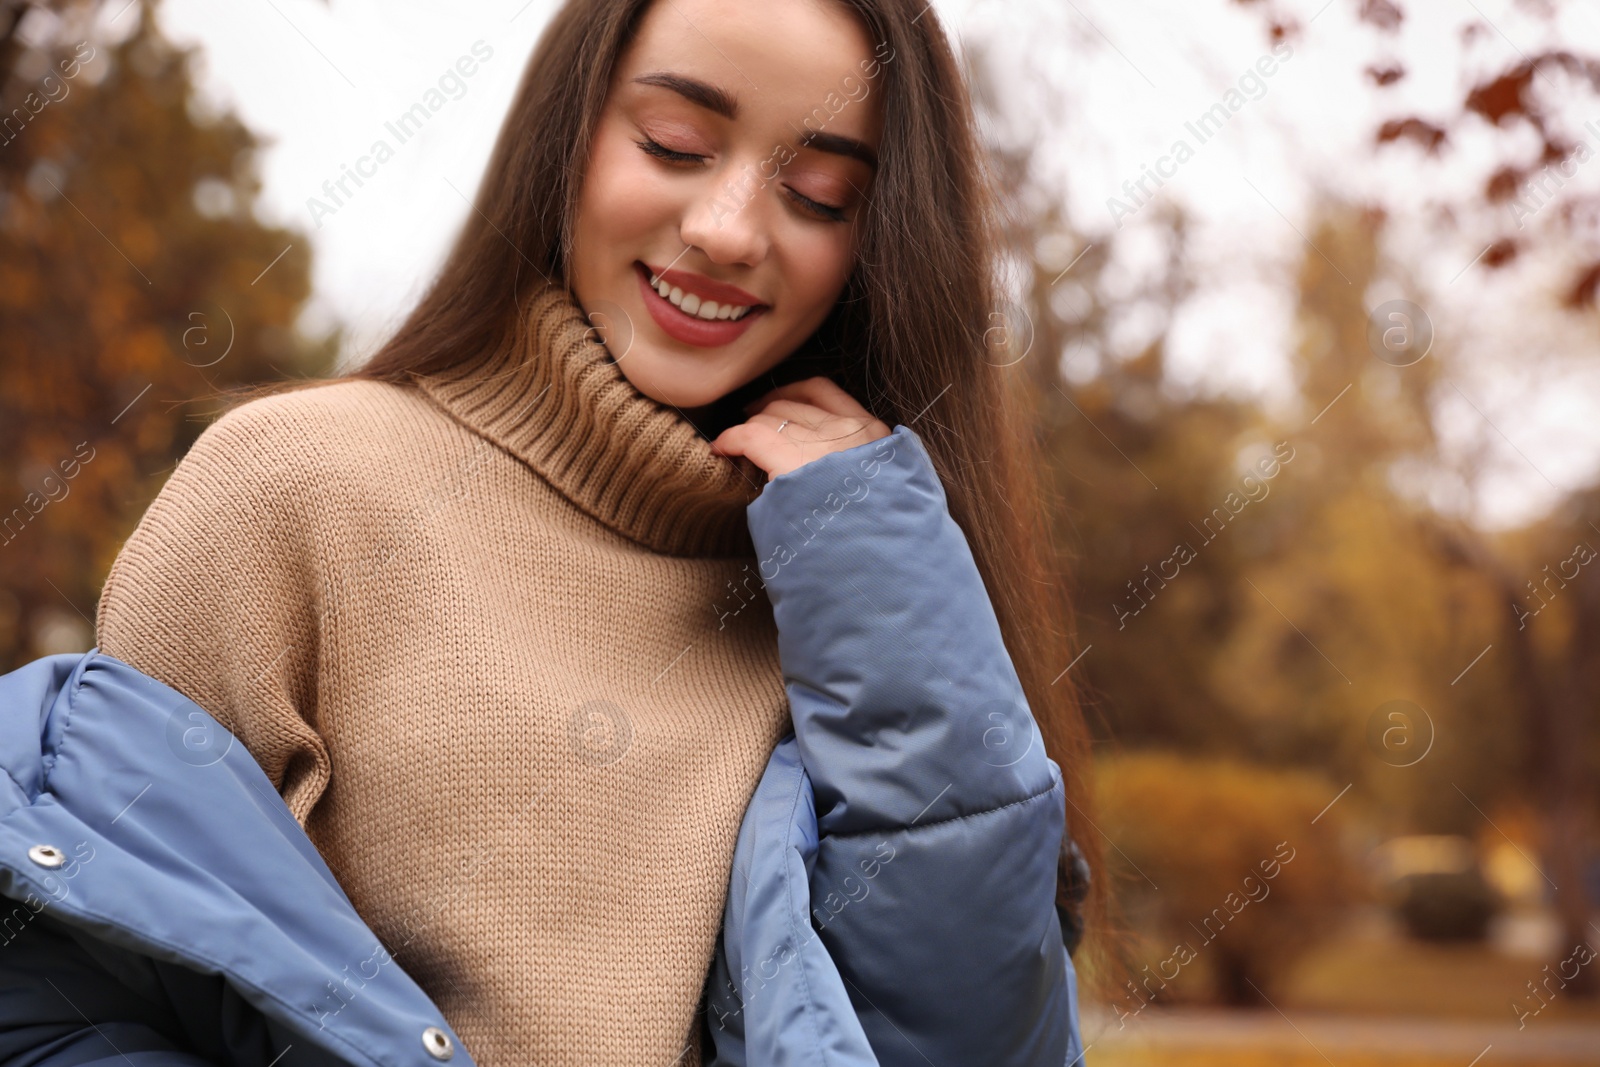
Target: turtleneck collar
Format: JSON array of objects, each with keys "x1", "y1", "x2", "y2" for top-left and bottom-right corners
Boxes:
[{"x1": 411, "y1": 281, "x2": 766, "y2": 558}]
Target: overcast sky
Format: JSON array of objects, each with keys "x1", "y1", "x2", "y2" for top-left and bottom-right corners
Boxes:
[{"x1": 146, "y1": 0, "x2": 1600, "y2": 531}]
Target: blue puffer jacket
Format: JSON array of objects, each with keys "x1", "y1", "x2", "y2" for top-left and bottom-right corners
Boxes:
[{"x1": 0, "y1": 424, "x2": 1087, "y2": 1066}]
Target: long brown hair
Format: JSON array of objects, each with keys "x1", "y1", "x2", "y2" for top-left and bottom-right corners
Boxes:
[{"x1": 220, "y1": 0, "x2": 1106, "y2": 985}]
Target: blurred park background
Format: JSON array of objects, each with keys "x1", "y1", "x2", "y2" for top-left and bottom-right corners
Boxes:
[{"x1": 3, "y1": 0, "x2": 1599, "y2": 1063}]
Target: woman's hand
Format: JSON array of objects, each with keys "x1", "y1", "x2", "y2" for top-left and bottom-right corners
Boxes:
[{"x1": 710, "y1": 377, "x2": 892, "y2": 480}]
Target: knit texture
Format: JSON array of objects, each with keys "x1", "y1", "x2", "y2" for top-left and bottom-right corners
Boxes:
[{"x1": 94, "y1": 282, "x2": 793, "y2": 1066}]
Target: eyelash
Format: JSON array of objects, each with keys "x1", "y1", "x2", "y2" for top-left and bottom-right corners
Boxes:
[
  {"x1": 635, "y1": 137, "x2": 702, "y2": 165},
  {"x1": 633, "y1": 137, "x2": 849, "y2": 224}
]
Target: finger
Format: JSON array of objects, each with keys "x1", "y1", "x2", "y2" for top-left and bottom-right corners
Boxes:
[
  {"x1": 744, "y1": 376, "x2": 869, "y2": 419},
  {"x1": 752, "y1": 401, "x2": 879, "y2": 447},
  {"x1": 745, "y1": 411, "x2": 814, "y2": 442},
  {"x1": 708, "y1": 422, "x2": 804, "y2": 480},
  {"x1": 744, "y1": 398, "x2": 828, "y2": 428}
]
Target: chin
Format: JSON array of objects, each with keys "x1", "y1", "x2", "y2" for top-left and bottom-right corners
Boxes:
[{"x1": 615, "y1": 355, "x2": 729, "y2": 412}]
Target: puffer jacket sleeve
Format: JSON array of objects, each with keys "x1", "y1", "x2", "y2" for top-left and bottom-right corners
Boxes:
[{"x1": 732, "y1": 423, "x2": 1082, "y2": 1065}]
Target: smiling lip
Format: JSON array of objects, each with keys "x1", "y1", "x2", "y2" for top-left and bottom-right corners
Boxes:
[
  {"x1": 642, "y1": 262, "x2": 767, "y2": 309},
  {"x1": 635, "y1": 262, "x2": 767, "y2": 348}
]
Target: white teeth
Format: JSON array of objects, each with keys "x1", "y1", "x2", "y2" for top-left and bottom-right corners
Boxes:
[{"x1": 648, "y1": 270, "x2": 756, "y2": 320}]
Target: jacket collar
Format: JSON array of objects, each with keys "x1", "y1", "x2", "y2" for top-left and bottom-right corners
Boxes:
[{"x1": 411, "y1": 281, "x2": 764, "y2": 558}]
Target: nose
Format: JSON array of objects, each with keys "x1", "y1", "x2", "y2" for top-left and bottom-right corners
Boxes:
[{"x1": 679, "y1": 167, "x2": 771, "y2": 268}]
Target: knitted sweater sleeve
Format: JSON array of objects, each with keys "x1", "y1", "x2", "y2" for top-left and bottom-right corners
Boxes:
[{"x1": 94, "y1": 395, "x2": 330, "y2": 827}]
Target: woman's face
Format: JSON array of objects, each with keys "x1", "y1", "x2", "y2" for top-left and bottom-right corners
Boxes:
[{"x1": 569, "y1": 0, "x2": 887, "y2": 417}]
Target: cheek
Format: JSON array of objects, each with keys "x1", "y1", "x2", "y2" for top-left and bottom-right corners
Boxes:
[
  {"x1": 779, "y1": 226, "x2": 857, "y2": 319},
  {"x1": 577, "y1": 126, "x2": 677, "y2": 251}
]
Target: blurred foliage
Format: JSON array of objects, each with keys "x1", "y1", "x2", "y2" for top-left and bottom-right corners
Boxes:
[
  {"x1": 1000, "y1": 197, "x2": 1541, "y2": 834},
  {"x1": 1014, "y1": 195, "x2": 1600, "y2": 999},
  {"x1": 1095, "y1": 751, "x2": 1363, "y2": 1006},
  {"x1": 969, "y1": 0, "x2": 1600, "y2": 1000},
  {"x1": 0, "y1": 0, "x2": 337, "y2": 667}
]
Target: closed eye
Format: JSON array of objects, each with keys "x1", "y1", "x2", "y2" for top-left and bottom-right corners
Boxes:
[
  {"x1": 638, "y1": 136, "x2": 849, "y2": 222},
  {"x1": 635, "y1": 137, "x2": 704, "y2": 165},
  {"x1": 785, "y1": 186, "x2": 848, "y2": 224}
]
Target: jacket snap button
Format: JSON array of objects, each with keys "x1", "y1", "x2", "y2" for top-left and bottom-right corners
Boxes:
[
  {"x1": 27, "y1": 844, "x2": 66, "y2": 869},
  {"x1": 421, "y1": 1026, "x2": 453, "y2": 1060}
]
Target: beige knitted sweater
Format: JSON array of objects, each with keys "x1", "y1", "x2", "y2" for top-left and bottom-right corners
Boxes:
[{"x1": 94, "y1": 283, "x2": 793, "y2": 1066}]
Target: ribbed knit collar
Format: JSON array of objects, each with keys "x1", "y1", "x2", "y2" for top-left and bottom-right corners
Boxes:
[{"x1": 411, "y1": 281, "x2": 765, "y2": 558}]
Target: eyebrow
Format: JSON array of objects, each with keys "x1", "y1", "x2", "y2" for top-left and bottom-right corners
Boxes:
[
  {"x1": 633, "y1": 72, "x2": 738, "y2": 120},
  {"x1": 796, "y1": 129, "x2": 878, "y2": 171},
  {"x1": 632, "y1": 70, "x2": 879, "y2": 171}
]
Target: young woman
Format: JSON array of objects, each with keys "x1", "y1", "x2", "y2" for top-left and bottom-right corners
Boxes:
[{"x1": 73, "y1": 0, "x2": 1098, "y2": 1062}]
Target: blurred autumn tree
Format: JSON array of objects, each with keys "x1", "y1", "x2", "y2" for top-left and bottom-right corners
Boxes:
[
  {"x1": 970, "y1": 0, "x2": 1600, "y2": 1004},
  {"x1": 0, "y1": 0, "x2": 336, "y2": 669},
  {"x1": 1004, "y1": 197, "x2": 1531, "y2": 821},
  {"x1": 1096, "y1": 751, "x2": 1362, "y2": 1006},
  {"x1": 1354, "y1": 0, "x2": 1600, "y2": 991}
]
